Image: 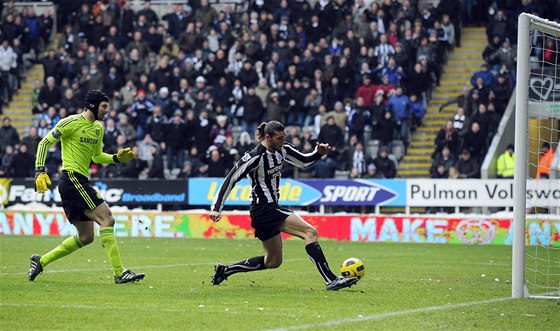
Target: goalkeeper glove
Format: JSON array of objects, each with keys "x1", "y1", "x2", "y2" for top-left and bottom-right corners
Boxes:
[
  {"x1": 113, "y1": 147, "x2": 136, "y2": 163},
  {"x1": 34, "y1": 167, "x2": 51, "y2": 193}
]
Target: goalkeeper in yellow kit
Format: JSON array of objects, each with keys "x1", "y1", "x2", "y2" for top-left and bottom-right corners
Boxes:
[{"x1": 29, "y1": 90, "x2": 145, "y2": 284}]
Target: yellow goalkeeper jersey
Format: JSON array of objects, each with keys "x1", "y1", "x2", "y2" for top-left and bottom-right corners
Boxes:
[{"x1": 35, "y1": 114, "x2": 115, "y2": 177}]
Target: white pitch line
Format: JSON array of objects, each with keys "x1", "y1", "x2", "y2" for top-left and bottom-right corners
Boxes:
[
  {"x1": 264, "y1": 297, "x2": 512, "y2": 331},
  {"x1": 0, "y1": 258, "x2": 307, "y2": 276}
]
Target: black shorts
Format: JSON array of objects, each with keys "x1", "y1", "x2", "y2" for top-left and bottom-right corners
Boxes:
[
  {"x1": 250, "y1": 204, "x2": 293, "y2": 241},
  {"x1": 58, "y1": 171, "x2": 104, "y2": 224}
]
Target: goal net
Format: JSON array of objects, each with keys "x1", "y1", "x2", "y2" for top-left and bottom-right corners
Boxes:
[{"x1": 512, "y1": 13, "x2": 560, "y2": 299}]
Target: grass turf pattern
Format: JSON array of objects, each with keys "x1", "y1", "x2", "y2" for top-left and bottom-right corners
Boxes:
[{"x1": 1, "y1": 236, "x2": 558, "y2": 330}]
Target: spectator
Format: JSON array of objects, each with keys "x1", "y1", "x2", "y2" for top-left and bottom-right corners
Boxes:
[
  {"x1": 266, "y1": 91, "x2": 288, "y2": 123},
  {"x1": 163, "y1": 4, "x2": 192, "y2": 40},
  {"x1": 439, "y1": 85, "x2": 471, "y2": 113},
  {"x1": 165, "y1": 110, "x2": 189, "y2": 171},
  {"x1": 452, "y1": 107, "x2": 466, "y2": 133},
  {"x1": 0, "y1": 116, "x2": 20, "y2": 150},
  {"x1": 59, "y1": 88, "x2": 81, "y2": 115},
  {"x1": 40, "y1": 106, "x2": 60, "y2": 129},
  {"x1": 0, "y1": 39, "x2": 18, "y2": 104},
  {"x1": 131, "y1": 89, "x2": 155, "y2": 139},
  {"x1": 313, "y1": 155, "x2": 339, "y2": 178},
  {"x1": 409, "y1": 94, "x2": 425, "y2": 132},
  {"x1": 448, "y1": 165, "x2": 459, "y2": 179},
  {"x1": 38, "y1": 76, "x2": 62, "y2": 110},
  {"x1": 0, "y1": 145, "x2": 15, "y2": 177},
  {"x1": 206, "y1": 148, "x2": 227, "y2": 177},
  {"x1": 496, "y1": 144, "x2": 514, "y2": 179},
  {"x1": 430, "y1": 145, "x2": 456, "y2": 177},
  {"x1": 536, "y1": 142, "x2": 554, "y2": 179},
  {"x1": 183, "y1": 146, "x2": 206, "y2": 177},
  {"x1": 241, "y1": 85, "x2": 264, "y2": 135},
  {"x1": 137, "y1": 1, "x2": 159, "y2": 27},
  {"x1": 462, "y1": 121, "x2": 487, "y2": 162},
  {"x1": 355, "y1": 74, "x2": 377, "y2": 107},
  {"x1": 375, "y1": 109, "x2": 397, "y2": 150},
  {"x1": 145, "y1": 105, "x2": 168, "y2": 145},
  {"x1": 137, "y1": 134, "x2": 158, "y2": 166},
  {"x1": 490, "y1": 39, "x2": 516, "y2": 73},
  {"x1": 147, "y1": 145, "x2": 164, "y2": 179},
  {"x1": 489, "y1": 74, "x2": 512, "y2": 115},
  {"x1": 17, "y1": 1, "x2": 465, "y2": 181},
  {"x1": 486, "y1": 10, "x2": 509, "y2": 44},
  {"x1": 431, "y1": 163, "x2": 448, "y2": 179},
  {"x1": 9, "y1": 143, "x2": 34, "y2": 178},
  {"x1": 318, "y1": 116, "x2": 344, "y2": 155},
  {"x1": 37, "y1": 118, "x2": 49, "y2": 138},
  {"x1": 177, "y1": 160, "x2": 193, "y2": 179},
  {"x1": 325, "y1": 101, "x2": 348, "y2": 133},
  {"x1": 373, "y1": 146, "x2": 397, "y2": 178},
  {"x1": 116, "y1": 113, "x2": 136, "y2": 145},
  {"x1": 470, "y1": 64, "x2": 493, "y2": 88},
  {"x1": 39, "y1": 49, "x2": 62, "y2": 84},
  {"x1": 347, "y1": 97, "x2": 371, "y2": 143},
  {"x1": 483, "y1": 35, "x2": 503, "y2": 70},
  {"x1": 406, "y1": 62, "x2": 432, "y2": 108},
  {"x1": 21, "y1": 126, "x2": 41, "y2": 158},
  {"x1": 363, "y1": 162, "x2": 382, "y2": 178},
  {"x1": 386, "y1": 86, "x2": 411, "y2": 144},
  {"x1": 120, "y1": 145, "x2": 148, "y2": 179},
  {"x1": 346, "y1": 141, "x2": 370, "y2": 175},
  {"x1": 103, "y1": 118, "x2": 120, "y2": 154},
  {"x1": 455, "y1": 149, "x2": 480, "y2": 178},
  {"x1": 235, "y1": 131, "x2": 255, "y2": 156},
  {"x1": 286, "y1": 79, "x2": 307, "y2": 126}
]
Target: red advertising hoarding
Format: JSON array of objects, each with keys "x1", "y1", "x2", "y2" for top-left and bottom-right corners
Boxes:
[{"x1": 1, "y1": 211, "x2": 559, "y2": 246}]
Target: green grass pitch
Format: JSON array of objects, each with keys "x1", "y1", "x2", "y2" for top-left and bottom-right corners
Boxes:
[{"x1": 1, "y1": 236, "x2": 558, "y2": 330}]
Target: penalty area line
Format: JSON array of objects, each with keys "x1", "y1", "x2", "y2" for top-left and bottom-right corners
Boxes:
[{"x1": 263, "y1": 297, "x2": 512, "y2": 331}]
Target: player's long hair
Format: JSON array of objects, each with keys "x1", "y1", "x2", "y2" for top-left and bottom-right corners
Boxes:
[{"x1": 256, "y1": 121, "x2": 285, "y2": 141}]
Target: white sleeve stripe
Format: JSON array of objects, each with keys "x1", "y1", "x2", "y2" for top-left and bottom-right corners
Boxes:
[
  {"x1": 211, "y1": 154, "x2": 260, "y2": 212},
  {"x1": 284, "y1": 144, "x2": 320, "y2": 168}
]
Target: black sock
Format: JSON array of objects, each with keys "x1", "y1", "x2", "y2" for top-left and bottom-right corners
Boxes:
[
  {"x1": 225, "y1": 256, "x2": 266, "y2": 277},
  {"x1": 305, "y1": 242, "x2": 337, "y2": 282}
]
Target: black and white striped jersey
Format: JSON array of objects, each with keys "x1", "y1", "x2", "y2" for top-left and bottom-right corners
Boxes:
[{"x1": 211, "y1": 143, "x2": 322, "y2": 212}]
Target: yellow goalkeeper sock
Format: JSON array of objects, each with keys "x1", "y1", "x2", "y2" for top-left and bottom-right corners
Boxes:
[
  {"x1": 99, "y1": 227, "x2": 125, "y2": 277},
  {"x1": 40, "y1": 235, "x2": 83, "y2": 267}
]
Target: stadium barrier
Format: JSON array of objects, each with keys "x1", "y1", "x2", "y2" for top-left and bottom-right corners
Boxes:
[
  {"x1": 1, "y1": 178, "x2": 558, "y2": 212},
  {"x1": 1, "y1": 210, "x2": 558, "y2": 246}
]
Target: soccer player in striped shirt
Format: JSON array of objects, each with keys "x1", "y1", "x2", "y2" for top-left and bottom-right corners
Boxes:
[
  {"x1": 210, "y1": 121, "x2": 358, "y2": 290},
  {"x1": 28, "y1": 90, "x2": 145, "y2": 284}
]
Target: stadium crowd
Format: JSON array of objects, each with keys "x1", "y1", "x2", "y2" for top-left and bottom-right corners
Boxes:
[{"x1": 0, "y1": 0, "x2": 558, "y2": 181}]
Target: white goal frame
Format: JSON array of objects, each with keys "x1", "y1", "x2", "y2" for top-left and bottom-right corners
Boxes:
[{"x1": 512, "y1": 13, "x2": 560, "y2": 299}]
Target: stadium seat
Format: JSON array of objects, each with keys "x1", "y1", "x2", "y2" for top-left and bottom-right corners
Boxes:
[
  {"x1": 392, "y1": 140, "x2": 405, "y2": 160},
  {"x1": 334, "y1": 170, "x2": 350, "y2": 179},
  {"x1": 232, "y1": 125, "x2": 243, "y2": 143},
  {"x1": 367, "y1": 145, "x2": 379, "y2": 158},
  {"x1": 363, "y1": 125, "x2": 372, "y2": 142},
  {"x1": 367, "y1": 139, "x2": 380, "y2": 147},
  {"x1": 388, "y1": 154, "x2": 399, "y2": 169}
]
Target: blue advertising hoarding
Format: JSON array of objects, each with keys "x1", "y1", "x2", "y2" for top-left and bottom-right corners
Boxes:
[{"x1": 188, "y1": 178, "x2": 407, "y2": 206}]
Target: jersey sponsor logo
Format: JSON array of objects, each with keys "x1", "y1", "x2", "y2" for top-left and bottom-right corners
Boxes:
[
  {"x1": 79, "y1": 137, "x2": 98, "y2": 144},
  {"x1": 52, "y1": 129, "x2": 62, "y2": 139},
  {"x1": 266, "y1": 165, "x2": 282, "y2": 176}
]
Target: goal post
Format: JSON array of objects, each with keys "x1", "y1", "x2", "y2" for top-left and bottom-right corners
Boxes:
[{"x1": 512, "y1": 13, "x2": 560, "y2": 299}]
